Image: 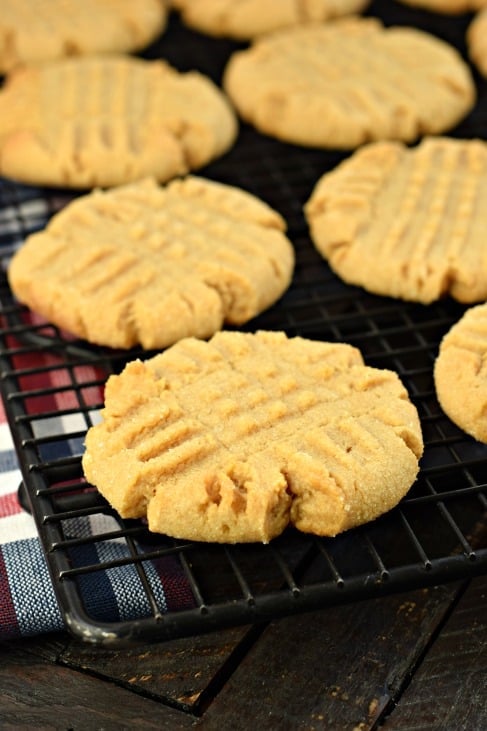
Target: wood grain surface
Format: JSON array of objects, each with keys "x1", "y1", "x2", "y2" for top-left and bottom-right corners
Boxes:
[{"x1": 2, "y1": 577, "x2": 486, "y2": 729}]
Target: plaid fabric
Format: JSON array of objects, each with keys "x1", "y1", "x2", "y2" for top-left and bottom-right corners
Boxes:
[
  {"x1": 0, "y1": 393, "x2": 64, "y2": 639},
  {"x1": 0, "y1": 182, "x2": 196, "y2": 641},
  {"x1": 0, "y1": 364, "x2": 196, "y2": 642}
]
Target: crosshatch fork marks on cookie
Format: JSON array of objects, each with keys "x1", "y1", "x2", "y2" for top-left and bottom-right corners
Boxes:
[
  {"x1": 82, "y1": 331, "x2": 423, "y2": 544},
  {"x1": 305, "y1": 137, "x2": 487, "y2": 303},
  {"x1": 7, "y1": 177, "x2": 294, "y2": 350},
  {"x1": 0, "y1": 55, "x2": 238, "y2": 187}
]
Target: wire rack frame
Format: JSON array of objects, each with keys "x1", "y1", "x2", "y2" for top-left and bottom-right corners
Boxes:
[{"x1": 1, "y1": 253, "x2": 486, "y2": 646}]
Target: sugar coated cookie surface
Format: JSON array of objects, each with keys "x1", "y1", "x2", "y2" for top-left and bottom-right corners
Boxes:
[
  {"x1": 222, "y1": 18, "x2": 475, "y2": 149},
  {"x1": 82, "y1": 331, "x2": 423, "y2": 543},
  {"x1": 305, "y1": 137, "x2": 487, "y2": 304},
  {"x1": 468, "y1": 10, "x2": 487, "y2": 78},
  {"x1": 8, "y1": 177, "x2": 294, "y2": 349},
  {"x1": 0, "y1": 55, "x2": 237, "y2": 188},
  {"x1": 0, "y1": 0, "x2": 168, "y2": 73},
  {"x1": 434, "y1": 304, "x2": 487, "y2": 443},
  {"x1": 171, "y1": 0, "x2": 369, "y2": 40}
]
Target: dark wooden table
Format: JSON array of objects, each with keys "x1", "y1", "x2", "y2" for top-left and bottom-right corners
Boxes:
[{"x1": 2, "y1": 573, "x2": 486, "y2": 729}]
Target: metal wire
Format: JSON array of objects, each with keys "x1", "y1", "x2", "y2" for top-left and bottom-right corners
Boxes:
[{"x1": 0, "y1": 1, "x2": 487, "y2": 646}]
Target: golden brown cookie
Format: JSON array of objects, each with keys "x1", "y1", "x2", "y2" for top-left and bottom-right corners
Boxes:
[
  {"x1": 171, "y1": 0, "x2": 369, "y2": 40},
  {"x1": 0, "y1": 0, "x2": 168, "y2": 73},
  {"x1": 468, "y1": 10, "x2": 487, "y2": 78},
  {"x1": 434, "y1": 304, "x2": 487, "y2": 443},
  {"x1": 82, "y1": 330, "x2": 423, "y2": 543},
  {"x1": 222, "y1": 18, "x2": 475, "y2": 149},
  {"x1": 0, "y1": 55, "x2": 237, "y2": 188},
  {"x1": 305, "y1": 137, "x2": 487, "y2": 304},
  {"x1": 396, "y1": 0, "x2": 487, "y2": 14},
  {"x1": 8, "y1": 177, "x2": 294, "y2": 350}
]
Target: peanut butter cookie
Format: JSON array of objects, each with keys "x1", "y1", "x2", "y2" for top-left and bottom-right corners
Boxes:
[
  {"x1": 8, "y1": 177, "x2": 294, "y2": 349},
  {"x1": 83, "y1": 330, "x2": 423, "y2": 543},
  {"x1": 435, "y1": 304, "x2": 487, "y2": 443},
  {"x1": 171, "y1": 0, "x2": 369, "y2": 40},
  {"x1": 305, "y1": 137, "x2": 487, "y2": 304},
  {"x1": 468, "y1": 9, "x2": 487, "y2": 78},
  {"x1": 0, "y1": 0, "x2": 168, "y2": 73},
  {"x1": 223, "y1": 18, "x2": 475, "y2": 149},
  {"x1": 0, "y1": 55, "x2": 237, "y2": 188}
]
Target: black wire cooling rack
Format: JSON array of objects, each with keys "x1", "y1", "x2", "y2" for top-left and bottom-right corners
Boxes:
[{"x1": 0, "y1": 0, "x2": 486, "y2": 646}]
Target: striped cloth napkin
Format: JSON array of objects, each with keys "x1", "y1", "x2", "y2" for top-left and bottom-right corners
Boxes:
[{"x1": 0, "y1": 361, "x2": 196, "y2": 642}]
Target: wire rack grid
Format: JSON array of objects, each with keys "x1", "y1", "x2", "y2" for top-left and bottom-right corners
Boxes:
[{"x1": 0, "y1": 1, "x2": 486, "y2": 646}]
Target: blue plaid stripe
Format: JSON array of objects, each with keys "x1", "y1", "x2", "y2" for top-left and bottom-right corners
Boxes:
[
  {"x1": 0, "y1": 449, "x2": 20, "y2": 474},
  {"x1": 2, "y1": 539, "x2": 64, "y2": 636},
  {"x1": 96, "y1": 541, "x2": 168, "y2": 620}
]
